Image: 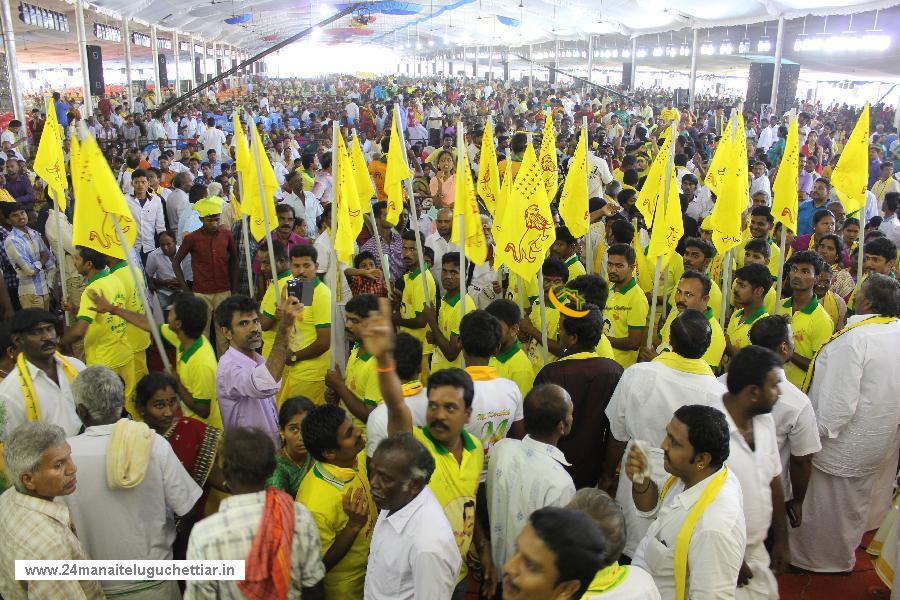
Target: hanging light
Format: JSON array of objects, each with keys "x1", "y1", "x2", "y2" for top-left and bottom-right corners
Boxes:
[
  {"x1": 794, "y1": 16, "x2": 808, "y2": 51},
  {"x1": 719, "y1": 28, "x2": 733, "y2": 54},
  {"x1": 738, "y1": 25, "x2": 751, "y2": 53},
  {"x1": 700, "y1": 30, "x2": 715, "y2": 55},
  {"x1": 652, "y1": 34, "x2": 663, "y2": 57},
  {"x1": 636, "y1": 47, "x2": 647, "y2": 58},
  {"x1": 664, "y1": 31, "x2": 676, "y2": 57},
  {"x1": 620, "y1": 47, "x2": 630, "y2": 58},
  {"x1": 680, "y1": 34, "x2": 691, "y2": 56}
]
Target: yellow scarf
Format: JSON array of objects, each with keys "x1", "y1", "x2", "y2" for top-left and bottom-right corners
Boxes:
[
  {"x1": 820, "y1": 292, "x2": 840, "y2": 329},
  {"x1": 18, "y1": 352, "x2": 81, "y2": 422},
  {"x1": 653, "y1": 351, "x2": 714, "y2": 377},
  {"x1": 465, "y1": 366, "x2": 499, "y2": 381},
  {"x1": 582, "y1": 562, "x2": 629, "y2": 595},
  {"x1": 402, "y1": 381, "x2": 423, "y2": 397},
  {"x1": 802, "y1": 315, "x2": 898, "y2": 392},
  {"x1": 107, "y1": 418, "x2": 154, "y2": 490},
  {"x1": 560, "y1": 351, "x2": 600, "y2": 361},
  {"x1": 660, "y1": 467, "x2": 730, "y2": 600}
]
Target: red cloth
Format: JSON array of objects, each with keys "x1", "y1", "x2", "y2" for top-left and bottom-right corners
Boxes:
[
  {"x1": 237, "y1": 487, "x2": 295, "y2": 600},
  {"x1": 181, "y1": 226, "x2": 236, "y2": 293}
]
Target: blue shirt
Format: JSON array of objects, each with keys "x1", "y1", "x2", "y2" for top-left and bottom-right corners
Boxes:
[
  {"x1": 54, "y1": 101, "x2": 70, "y2": 127},
  {"x1": 797, "y1": 199, "x2": 819, "y2": 236}
]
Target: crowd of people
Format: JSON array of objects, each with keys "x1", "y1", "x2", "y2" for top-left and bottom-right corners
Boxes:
[{"x1": 0, "y1": 72, "x2": 898, "y2": 600}]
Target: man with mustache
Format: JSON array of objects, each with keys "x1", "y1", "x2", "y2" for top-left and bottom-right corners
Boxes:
[
  {"x1": 0, "y1": 422, "x2": 102, "y2": 600},
  {"x1": 215, "y1": 294, "x2": 301, "y2": 445},
  {"x1": 0, "y1": 308, "x2": 85, "y2": 439}
]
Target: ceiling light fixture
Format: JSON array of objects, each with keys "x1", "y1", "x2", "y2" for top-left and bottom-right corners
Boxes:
[
  {"x1": 700, "y1": 30, "x2": 715, "y2": 55},
  {"x1": 719, "y1": 28, "x2": 733, "y2": 54},
  {"x1": 738, "y1": 24, "x2": 750, "y2": 53},
  {"x1": 757, "y1": 23, "x2": 771, "y2": 52}
]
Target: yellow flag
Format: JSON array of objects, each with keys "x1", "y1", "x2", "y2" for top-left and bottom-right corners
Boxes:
[
  {"x1": 492, "y1": 153, "x2": 514, "y2": 269},
  {"x1": 538, "y1": 116, "x2": 558, "y2": 199},
  {"x1": 71, "y1": 133, "x2": 137, "y2": 259},
  {"x1": 349, "y1": 133, "x2": 375, "y2": 212},
  {"x1": 708, "y1": 113, "x2": 748, "y2": 254},
  {"x1": 334, "y1": 134, "x2": 362, "y2": 265},
  {"x1": 452, "y1": 137, "x2": 487, "y2": 265},
  {"x1": 477, "y1": 120, "x2": 500, "y2": 216},
  {"x1": 772, "y1": 116, "x2": 800, "y2": 233},
  {"x1": 384, "y1": 111, "x2": 412, "y2": 226},
  {"x1": 635, "y1": 132, "x2": 674, "y2": 228},
  {"x1": 646, "y1": 136, "x2": 683, "y2": 260},
  {"x1": 243, "y1": 117, "x2": 279, "y2": 241},
  {"x1": 704, "y1": 117, "x2": 734, "y2": 197},
  {"x1": 558, "y1": 127, "x2": 589, "y2": 238},
  {"x1": 233, "y1": 111, "x2": 252, "y2": 181},
  {"x1": 831, "y1": 103, "x2": 870, "y2": 216},
  {"x1": 495, "y1": 143, "x2": 556, "y2": 279},
  {"x1": 32, "y1": 97, "x2": 69, "y2": 210}
]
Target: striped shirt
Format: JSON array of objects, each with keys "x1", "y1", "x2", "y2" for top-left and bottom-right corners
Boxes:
[{"x1": 3, "y1": 226, "x2": 54, "y2": 296}]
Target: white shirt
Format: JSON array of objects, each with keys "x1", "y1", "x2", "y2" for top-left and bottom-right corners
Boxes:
[
  {"x1": 346, "y1": 101, "x2": 360, "y2": 121},
  {"x1": 714, "y1": 400, "x2": 782, "y2": 545},
  {"x1": 126, "y1": 194, "x2": 167, "y2": 253},
  {"x1": 63, "y1": 423, "x2": 202, "y2": 594},
  {"x1": 718, "y1": 369, "x2": 821, "y2": 500},
  {"x1": 44, "y1": 208, "x2": 78, "y2": 283},
  {"x1": 632, "y1": 468, "x2": 746, "y2": 600},
  {"x1": 880, "y1": 214, "x2": 900, "y2": 246},
  {"x1": 486, "y1": 435, "x2": 575, "y2": 579},
  {"x1": 165, "y1": 188, "x2": 190, "y2": 229},
  {"x1": 686, "y1": 186, "x2": 715, "y2": 222},
  {"x1": 808, "y1": 315, "x2": 900, "y2": 478},
  {"x1": 424, "y1": 232, "x2": 459, "y2": 292},
  {"x1": 313, "y1": 229, "x2": 352, "y2": 306},
  {"x1": 585, "y1": 565, "x2": 661, "y2": 599},
  {"x1": 281, "y1": 192, "x2": 322, "y2": 240},
  {"x1": 587, "y1": 151, "x2": 614, "y2": 199},
  {"x1": 199, "y1": 127, "x2": 226, "y2": 158},
  {"x1": 0, "y1": 355, "x2": 85, "y2": 439},
  {"x1": 366, "y1": 387, "x2": 428, "y2": 457},
  {"x1": 146, "y1": 246, "x2": 191, "y2": 303},
  {"x1": 607, "y1": 360, "x2": 727, "y2": 556},
  {"x1": 467, "y1": 374, "x2": 524, "y2": 479},
  {"x1": 364, "y1": 486, "x2": 461, "y2": 600}
]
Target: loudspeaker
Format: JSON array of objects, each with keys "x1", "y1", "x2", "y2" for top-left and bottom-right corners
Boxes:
[
  {"x1": 157, "y1": 55, "x2": 168, "y2": 88},
  {"x1": 746, "y1": 62, "x2": 800, "y2": 114},
  {"x1": 194, "y1": 56, "x2": 202, "y2": 83},
  {"x1": 621, "y1": 61, "x2": 632, "y2": 90},
  {"x1": 86, "y1": 44, "x2": 104, "y2": 97}
]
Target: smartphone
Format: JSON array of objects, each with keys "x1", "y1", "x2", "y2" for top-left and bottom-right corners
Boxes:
[{"x1": 286, "y1": 278, "x2": 316, "y2": 306}]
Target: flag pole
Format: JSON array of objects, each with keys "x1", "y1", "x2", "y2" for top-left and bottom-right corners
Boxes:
[
  {"x1": 646, "y1": 122, "x2": 677, "y2": 349},
  {"x1": 113, "y1": 218, "x2": 172, "y2": 374},
  {"x1": 329, "y1": 121, "x2": 340, "y2": 371},
  {"x1": 394, "y1": 103, "x2": 431, "y2": 306},
  {"x1": 581, "y1": 117, "x2": 593, "y2": 276},
  {"x1": 525, "y1": 131, "x2": 549, "y2": 365},
  {"x1": 659, "y1": 262, "x2": 670, "y2": 321},
  {"x1": 774, "y1": 226, "x2": 787, "y2": 313},
  {"x1": 456, "y1": 120, "x2": 468, "y2": 318},
  {"x1": 234, "y1": 156, "x2": 255, "y2": 298},
  {"x1": 856, "y1": 214, "x2": 866, "y2": 288},
  {"x1": 50, "y1": 189, "x2": 69, "y2": 325},
  {"x1": 250, "y1": 115, "x2": 281, "y2": 300},
  {"x1": 718, "y1": 107, "x2": 741, "y2": 329}
]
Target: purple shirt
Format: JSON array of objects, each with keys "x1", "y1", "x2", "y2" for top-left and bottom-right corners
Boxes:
[
  {"x1": 4, "y1": 173, "x2": 34, "y2": 206},
  {"x1": 797, "y1": 170, "x2": 815, "y2": 199},
  {"x1": 361, "y1": 230, "x2": 403, "y2": 283},
  {"x1": 216, "y1": 346, "x2": 281, "y2": 444}
]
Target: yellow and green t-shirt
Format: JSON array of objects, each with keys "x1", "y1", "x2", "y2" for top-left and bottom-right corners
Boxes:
[
  {"x1": 77, "y1": 269, "x2": 130, "y2": 369},
  {"x1": 669, "y1": 277, "x2": 724, "y2": 321},
  {"x1": 658, "y1": 306, "x2": 726, "y2": 368},
  {"x1": 260, "y1": 271, "x2": 299, "y2": 356},
  {"x1": 726, "y1": 306, "x2": 769, "y2": 354},
  {"x1": 431, "y1": 293, "x2": 475, "y2": 372},
  {"x1": 596, "y1": 334, "x2": 615, "y2": 360},
  {"x1": 490, "y1": 341, "x2": 535, "y2": 397},
  {"x1": 606, "y1": 277, "x2": 649, "y2": 369},
  {"x1": 564, "y1": 255, "x2": 586, "y2": 281},
  {"x1": 345, "y1": 342, "x2": 382, "y2": 431},
  {"x1": 413, "y1": 426, "x2": 484, "y2": 583},
  {"x1": 527, "y1": 303, "x2": 561, "y2": 372},
  {"x1": 782, "y1": 295, "x2": 835, "y2": 388},
  {"x1": 296, "y1": 451, "x2": 376, "y2": 600},
  {"x1": 400, "y1": 268, "x2": 437, "y2": 355},
  {"x1": 109, "y1": 261, "x2": 150, "y2": 353},
  {"x1": 293, "y1": 278, "x2": 332, "y2": 377},
  {"x1": 160, "y1": 324, "x2": 222, "y2": 429}
]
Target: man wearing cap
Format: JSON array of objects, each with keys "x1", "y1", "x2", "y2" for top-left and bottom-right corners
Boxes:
[
  {"x1": 174, "y1": 196, "x2": 237, "y2": 357},
  {"x1": 0, "y1": 308, "x2": 85, "y2": 439}
]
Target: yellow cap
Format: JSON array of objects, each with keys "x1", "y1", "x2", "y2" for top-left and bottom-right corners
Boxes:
[{"x1": 196, "y1": 196, "x2": 223, "y2": 217}]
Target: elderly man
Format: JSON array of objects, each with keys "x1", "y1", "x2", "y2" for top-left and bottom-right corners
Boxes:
[
  {"x1": 186, "y1": 427, "x2": 326, "y2": 599},
  {"x1": 486, "y1": 384, "x2": 576, "y2": 590},
  {"x1": 366, "y1": 432, "x2": 462, "y2": 600},
  {"x1": 63, "y1": 366, "x2": 202, "y2": 599},
  {"x1": 790, "y1": 274, "x2": 900, "y2": 573},
  {"x1": 0, "y1": 308, "x2": 85, "y2": 439},
  {"x1": 0, "y1": 422, "x2": 104, "y2": 600}
]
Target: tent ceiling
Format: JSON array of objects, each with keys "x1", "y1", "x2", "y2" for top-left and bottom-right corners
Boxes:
[{"x1": 8, "y1": 0, "x2": 900, "y2": 78}]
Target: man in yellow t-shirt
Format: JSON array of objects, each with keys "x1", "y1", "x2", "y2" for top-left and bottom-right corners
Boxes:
[
  {"x1": 296, "y1": 404, "x2": 375, "y2": 600},
  {"x1": 550, "y1": 226, "x2": 586, "y2": 281},
  {"x1": 486, "y1": 299, "x2": 535, "y2": 397},
  {"x1": 605, "y1": 245, "x2": 648, "y2": 368},
  {"x1": 741, "y1": 239, "x2": 779, "y2": 314},
  {"x1": 258, "y1": 241, "x2": 296, "y2": 358},
  {"x1": 781, "y1": 251, "x2": 835, "y2": 387},
  {"x1": 60, "y1": 247, "x2": 134, "y2": 410},
  {"x1": 643, "y1": 272, "x2": 725, "y2": 369},
  {"x1": 518, "y1": 258, "x2": 568, "y2": 372},
  {"x1": 677, "y1": 238, "x2": 723, "y2": 320},
  {"x1": 326, "y1": 293, "x2": 383, "y2": 429},
  {"x1": 394, "y1": 231, "x2": 437, "y2": 380},
  {"x1": 108, "y1": 259, "x2": 150, "y2": 411},
  {"x1": 89, "y1": 291, "x2": 223, "y2": 429},
  {"x1": 425, "y1": 252, "x2": 474, "y2": 373},
  {"x1": 281, "y1": 244, "x2": 331, "y2": 405},
  {"x1": 726, "y1": 263, "x2": 772, "y2": 357},
  {"x1": 736, "y1": 206, "x2": 782, "y2": 279}
]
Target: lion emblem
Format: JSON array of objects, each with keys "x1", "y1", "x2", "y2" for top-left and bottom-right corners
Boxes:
[{"x1": 504, "y1": 204, "x2": 553, "y2": 264}]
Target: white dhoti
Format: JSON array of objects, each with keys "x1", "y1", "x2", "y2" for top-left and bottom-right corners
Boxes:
[
  {"x1": 617, "y1": 446, "x2": 667, "y2": 558},
  {"x1": 736, "y1": 541, "x2": 779, "y2": 600},
  {"x1": 789, "y1": 465, "x2": 879, "y2": 572},
  {"x1": 867, "y1": 428, "x2": 900, "y2": 531}
]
